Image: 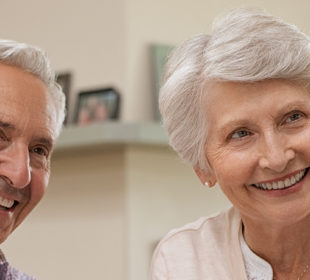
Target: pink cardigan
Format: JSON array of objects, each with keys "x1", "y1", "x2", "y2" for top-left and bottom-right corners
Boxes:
[{"x1": 150, "y1": 207, "x2": 248, "y2": 280}]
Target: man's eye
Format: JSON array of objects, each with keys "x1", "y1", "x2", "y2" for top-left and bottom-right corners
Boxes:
[
  {"x1": 230, "y1": 130, "x2": 250, "y2": 139},
  {"x1": 31, "y1": 146, "x2": 49, "y2": 157}
]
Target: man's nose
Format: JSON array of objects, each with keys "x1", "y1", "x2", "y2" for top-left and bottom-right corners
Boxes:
[
  {"x1": 0, "y1": 143, "x2": 31, "y2": 189},
  {"x1": 258, "y1": 132, "x2": 295, "y2": 173}
]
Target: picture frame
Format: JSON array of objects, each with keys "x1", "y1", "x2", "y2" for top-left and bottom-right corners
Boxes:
[
  {"x1": 74, "y1": 87, "x2": 120, "y2": 125},
  {"x1": 150, "y1": 44, "x2": 174, "y2": 121},
  {"x1": 56, "y1": 72, "x2": 72, "y2": 124}
]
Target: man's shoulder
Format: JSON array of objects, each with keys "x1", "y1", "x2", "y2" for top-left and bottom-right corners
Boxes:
[
  {"x1": 0, "y1": 250, "x2": 37, "y2": 280},
  {"x1": 7, "y1": 265, "x2": 37, "y2": 280}
]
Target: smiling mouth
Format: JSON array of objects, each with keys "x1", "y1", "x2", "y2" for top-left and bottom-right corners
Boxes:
[
  {"x1": 0, "y1": 196, "x2": 17, "y2": 210},
  {"x1": 251, "y1": 168, "x2": 309, "y2": 190}
]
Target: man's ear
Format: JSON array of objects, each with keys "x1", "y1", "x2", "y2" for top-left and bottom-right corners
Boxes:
[{"x1": 194, "y1": 167, "x2": 217, "y2": 188}]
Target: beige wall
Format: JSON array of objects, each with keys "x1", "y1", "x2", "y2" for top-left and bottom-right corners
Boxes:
[
  {"x1": 0, "y1": 1, "x2": 310, "y2": 122},
  {"x1": 0, "y1": 0, "x2": 127, "y2": 122},
  {"x1": 126, "y1": 146, "x2": 230, "y2": 280},
  {"x1": 124, "y1": 0, "x2": 310, "y2": 121},
  {"x1": 0, "y1": 1, "x2": 310, "y2": 280},
  {"x1": 1, "y1": 144, "x2": 230, "y2": 280},
  {"x1": 3, "y1": 148, "x2": 127, "y2": 279}
]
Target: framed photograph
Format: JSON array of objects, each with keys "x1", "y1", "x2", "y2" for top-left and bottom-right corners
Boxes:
[
  {"x1": 74, "y1": 87, "x2": 120, "y2": 125},
  {"x1": 150, "y1": 44, "x2": 174, "y2": 121},
  {"x1": 56, "y1": 72, "x2": 72, "y2": 124}
]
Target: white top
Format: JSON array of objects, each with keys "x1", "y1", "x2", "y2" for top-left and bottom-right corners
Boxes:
[
  {"x1": 240, "y1": 231, "x2": 274, "y2": 280},
  {"x1": 150, "y1": 207, "x2": 248, "y2": 279},
  {"x1": 150, "y1": 206, "x2": 277, "y2": 280}
]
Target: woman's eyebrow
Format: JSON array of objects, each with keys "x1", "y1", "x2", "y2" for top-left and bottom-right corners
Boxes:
[
  {"x1": 219, "y1": 101, "x2": 309, "y2": 130},
  {"x1": 218, "y1": 119, "x2": 252, "y2": 133},
  {"x1": 272, "y1": 101, "x2": 309, "y2": 120},
  {"x1": 276, "y1": 101, "x2": 307, "y2": 112}
]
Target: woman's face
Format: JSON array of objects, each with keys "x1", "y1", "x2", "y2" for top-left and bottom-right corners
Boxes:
[{"x1": 202, "y1": 80, "x2": 310, "y2": 226}]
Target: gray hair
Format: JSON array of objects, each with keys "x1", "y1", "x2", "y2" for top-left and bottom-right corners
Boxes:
[
  {"x1": 0, "y1": 39, "x2": 65, "y2": 138},
  {"x1": 159, "y1": 8, "x2": 310, "y2": 170}
]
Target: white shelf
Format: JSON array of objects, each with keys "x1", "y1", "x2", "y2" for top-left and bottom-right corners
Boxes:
[{"x1": 55, "y1": 122, "x2": 169, "y2": 151}]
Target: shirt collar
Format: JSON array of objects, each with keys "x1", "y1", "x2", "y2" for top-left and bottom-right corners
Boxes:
[{"x1": 239, "y1": 229, "x2": 274, "y2": 280}]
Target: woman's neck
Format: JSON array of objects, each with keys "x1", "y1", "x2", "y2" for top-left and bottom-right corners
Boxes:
[{"x1": 242, "y1": 215, "x2": 310, "y2": 279}]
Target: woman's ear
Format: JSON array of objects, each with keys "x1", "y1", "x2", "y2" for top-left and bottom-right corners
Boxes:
[{"x1": 194, "y1": 167, "x2": 217, "y2": 188}]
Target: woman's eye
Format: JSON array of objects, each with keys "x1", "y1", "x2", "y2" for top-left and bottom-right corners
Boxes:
[
  {"x1": 285, "y1": 112, "x2": 303, "y2": 123},
  {"x1": 230, "y1": 130, "x2": 251, "y2": 139}
]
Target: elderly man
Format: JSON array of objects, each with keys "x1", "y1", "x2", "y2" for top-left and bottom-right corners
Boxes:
[{"x1": 0, "y1": 40, "x2": 65, "y2": 279}]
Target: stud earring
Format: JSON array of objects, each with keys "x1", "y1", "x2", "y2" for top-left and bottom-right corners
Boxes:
[{"x1": 204, "y1": 182, "x2": 210, "y2": 188}]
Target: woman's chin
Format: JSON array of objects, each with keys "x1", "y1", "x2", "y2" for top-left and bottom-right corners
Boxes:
[{"x1": 244, "y1": 202, "x2": 310, "y2": 228}]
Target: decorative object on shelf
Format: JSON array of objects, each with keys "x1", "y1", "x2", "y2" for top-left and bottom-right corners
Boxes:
[
  {"x1": 74, "y1": 87, "x2": 120, "y2": 125},
  {"x1": 56, "y1": 72, "x2": 72, "y2": 124},
  {"x1": 150, "y1": 44, "x2": 174, "y2": 121}
]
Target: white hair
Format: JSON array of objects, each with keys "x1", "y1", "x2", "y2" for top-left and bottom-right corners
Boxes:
[
  {"x1": 0, "y1": 39, "x2": 65, "y2": 137},
  {"x1": 159, "y1": 8, "x2": 310, "y2": 170}
]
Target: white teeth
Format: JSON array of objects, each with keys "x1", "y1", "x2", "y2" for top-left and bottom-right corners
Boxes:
[
  {"x1": 296, "y1": 172, "x2": 301, "y2": 181},
  {"x1": 0, "y1": 196, "x2": 14, "y2": 208},
  {"x1": 254, "y1": 169, "x2": 306, "y2": 190},
  {"x1": 284, "y1": 178, "x2": 290, "y2": 187},
  {"x1": 278, "y1": 181, "x2": 284, "y2": 189}
]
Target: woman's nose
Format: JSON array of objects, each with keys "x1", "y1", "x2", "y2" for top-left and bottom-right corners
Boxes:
[
  {"x1": 0, "y1": 144, "x2": 31, "y2": 189},
  {"x1": 258, "y1": 133, "x2": 295, "y2": 173}
]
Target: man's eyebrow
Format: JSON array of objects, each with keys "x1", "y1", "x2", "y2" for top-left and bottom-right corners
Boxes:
[
  {"x1": 34, "y1": 137, "x2": 54, "y2": 150},
  {"x1": 0, "y1": 120, "x2": 54, "y2": 149}
]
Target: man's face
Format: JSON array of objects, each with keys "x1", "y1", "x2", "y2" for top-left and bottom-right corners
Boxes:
[{"x1": 0, "y1": 63, "x2": 57, "y2": 243}]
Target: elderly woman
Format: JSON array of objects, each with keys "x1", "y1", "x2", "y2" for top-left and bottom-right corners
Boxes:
[{"x1": 150, "y1": 8, "x2": 310, "y2": 280}]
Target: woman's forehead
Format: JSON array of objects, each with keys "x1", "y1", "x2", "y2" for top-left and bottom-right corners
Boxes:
[{"x1": 204, "y1": 80, "x2": 310, "y2": 126}]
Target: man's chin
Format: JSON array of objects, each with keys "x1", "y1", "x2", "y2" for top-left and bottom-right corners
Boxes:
[
  {"x1": 0, "y1": 231, "x2": 12, "y2": 244},
  {"x1": 0, "y1": 223, "x2": 19, "y2": 244}
]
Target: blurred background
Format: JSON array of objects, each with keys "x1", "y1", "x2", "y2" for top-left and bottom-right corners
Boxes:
[{"x1": 0, "y1": 0, "x2": 310, "y2": 279}]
